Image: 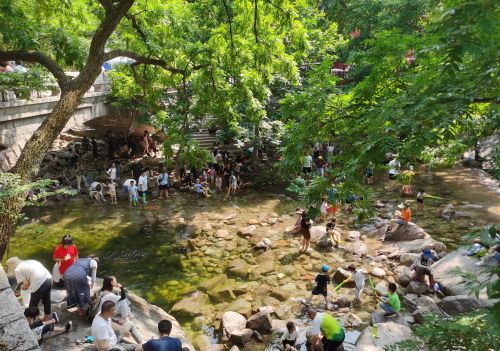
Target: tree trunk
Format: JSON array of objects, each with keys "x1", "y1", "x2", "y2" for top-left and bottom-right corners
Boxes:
[
  {"x1": 0, "y1": 0, "x2": 136, "y2": 259},
  {"x1": 250, "y1": 123, "x2": 260, "y2": 166}
]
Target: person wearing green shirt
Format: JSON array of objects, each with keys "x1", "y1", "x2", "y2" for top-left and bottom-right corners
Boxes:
[
  {"x1": 380, "y1": 283, "x2": 400, "y2": 316},
  {"x1": 308, "y1": 308, "x2": 345, "y2": 351}
]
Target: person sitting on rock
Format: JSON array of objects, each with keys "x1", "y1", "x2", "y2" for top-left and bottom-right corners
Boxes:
[
  {"x1": 307, "y1": 265, "x2": 331, "y2": 310},
  {"x1": 326, "y1": 218, "x2": 340, "y2": 248},
  {"x1": 91, "y1": 301, "x2": 138, "y2": 351},
  {"x1": 135, "y1": 319, "x2": 183, "y2": 351},
  {"x1": 379, "y1": 283, "x2": 400, "y2": 317},
  {"x1": 410, "y1": 249, "x2": 438, "y2": 289},
  {"x1": 307, "y1": 308, "x2": 345, "y2": 351},
  {"x1": 24, "y1": 307, "x2": 72, "y2": 345},
  {"x1": 282, "y1": 321, "x2": 298, "y2": 351},
  {"x1": 382, "y1": 202, "x2": 411, "y2": 241}
]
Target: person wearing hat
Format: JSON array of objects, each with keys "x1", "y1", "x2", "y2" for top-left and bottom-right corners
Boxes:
[
  {"x1": 307, "y1": 265, "x2": 331, "y2": 309},
  {"x1": 410, "y1": 249, "x2": 438, "y2": 288},
  {"x1": 6, "y1": 257, "x2": 53, "y2": 321}
]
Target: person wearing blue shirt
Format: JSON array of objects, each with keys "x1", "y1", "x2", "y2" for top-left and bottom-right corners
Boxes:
[
  {"x1": 193, "y1": 179, "x2": 206, "y2": 197},
  {"x1": 136, "y1": 320, "x2": 182, "y2": 351}
]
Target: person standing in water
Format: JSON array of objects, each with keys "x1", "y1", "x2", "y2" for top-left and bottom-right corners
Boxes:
[
  {"x1": 300, "y1": 211, "x2": 312, "y2": 253},
  {"x1": 308, "y1": 264, "x2": 331, "y2": 309},
  {"x1": 138, "y1": 170, "x2": 148, "y2": 205}
]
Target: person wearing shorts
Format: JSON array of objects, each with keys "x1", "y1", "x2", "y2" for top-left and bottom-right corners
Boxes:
[
  {"x1": 300, "y1": 211, "x2": 311, "y2": 252},
  {"x1": 303, "y1": 154, "x2": 313, "y2": 174},
  {"x1": 308, "y1": 265, "x2": 330, "y2": 309}
]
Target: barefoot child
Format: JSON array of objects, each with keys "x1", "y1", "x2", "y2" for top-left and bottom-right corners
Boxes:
[
  {"x1": 108, "y1": 180, "x2": 117, "y2": 204},
  {"x1": 128, "y1": 180, "x2": 139, "y2": 206},
  {"x1": 282, "y1": 321, "x2": 298, "y2": 351},
  {"x1": 215, "y1": 174, "x2": 223, "y2": 192},
  {"x1": 308, "y1": 265, "x2": 331, "y2": 309},
  {"x1": 227, "y1": 172, "x2": 238, "y2": 197}
]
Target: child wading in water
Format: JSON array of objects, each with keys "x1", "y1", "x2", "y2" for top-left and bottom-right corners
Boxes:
[
  {"x1": 128, "y1": 180, "x2": 139, "y2": 206},
  {"x1": 108, "y1": 180, "x2": 117, "y2": 204},
  {"x1": 416, "y1": 188, "x2": 425, "y2": 213},
  {"x1": 308, "y1": 264, "x2": 331, "y2": 309},
  {"x1": 281, "y1": 321, "x2": 298, "y2": 351},
  {"x1": 215, "y1": 174, "x2": 223, "y2": 192}
]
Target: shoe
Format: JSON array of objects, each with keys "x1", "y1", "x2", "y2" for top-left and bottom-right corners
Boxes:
[
  {"x1": 65, "y1": 321, "x2": 72, "y2": 333},
  {"x1": 52, "y1": 312, "x2": 59, "y2": 323},
  {"x1": 79, "y1": 308, "x2": 86, "y2": 316},
  {"x1": 384, "y1": 312, "x2": 396, "y2": 318}
]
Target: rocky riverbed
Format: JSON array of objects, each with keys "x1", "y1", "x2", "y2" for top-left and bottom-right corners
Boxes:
[{"x1": 6, "y1": 165, "x2": 500, "y2": 350}]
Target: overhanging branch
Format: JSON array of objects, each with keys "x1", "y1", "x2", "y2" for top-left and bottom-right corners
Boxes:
[
  {"x1": 105, "y1": 50, "x2": 205, "y2": 75},
  {"x1": 0, "y1": 50, "x2": 69, "y2": 89},
  {"x1": 96, "y1": 0, "x2": 114, "y2": 12}
]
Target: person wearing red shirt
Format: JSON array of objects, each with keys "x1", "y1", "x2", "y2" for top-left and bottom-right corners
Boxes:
[{"x1": 52, "y1": 235, "x2": 79, "y2": 285}]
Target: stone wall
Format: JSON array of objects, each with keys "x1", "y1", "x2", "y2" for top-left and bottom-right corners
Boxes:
[
  {"x1": 0, "y1": 266, "x2": 40, "y2": 351},
  {"x1": 0, "y1": 90, "x2": 110, "y2": 172}
]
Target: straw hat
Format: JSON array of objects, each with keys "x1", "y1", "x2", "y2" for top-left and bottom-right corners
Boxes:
[{"x1": 5, "y1": 256, "x2": 23, "y2": 275}]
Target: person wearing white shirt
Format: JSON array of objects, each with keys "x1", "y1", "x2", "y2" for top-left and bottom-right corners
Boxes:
[
  {"x1": 7, "y1": 258, "x2": 52, "y2": 321},
  {"x1": 303, "y1": 154, "x2": 313, "y2": 174},
  {"x1": 138, "y1": 170, "x2": 148, "y2": 205},
  {"x1": 91, "y1": 301, "x2": 137, "y2": 351},
  {"x1": 157, "y1": 169, "x2": 170, "y2": 199},
  {"x1": 388, "y1": 158, "x2": 400, "y2": 179},
  {"x1": 106, "y1": 162, "x2": 117, "y2": 181},
  {"x1": 349, "y1": 267, "x2": 366, "y2": 304},
  {"x1": 282, "y1": 321, "x2": 298, "y2": 350}
]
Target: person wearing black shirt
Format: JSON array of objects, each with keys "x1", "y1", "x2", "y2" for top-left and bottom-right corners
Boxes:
[{"x1": 308, "y1": 265, "x2": 331, "y2": 309}]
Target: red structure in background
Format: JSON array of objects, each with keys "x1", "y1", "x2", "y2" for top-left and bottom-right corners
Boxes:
[{"x1": 331, "y1": 61, "x2": 350, "y2": 80}]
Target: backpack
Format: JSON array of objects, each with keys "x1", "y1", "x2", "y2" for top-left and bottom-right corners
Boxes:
[{"x1": 85, "y1": 291, "x2": 110, "y2": 322}]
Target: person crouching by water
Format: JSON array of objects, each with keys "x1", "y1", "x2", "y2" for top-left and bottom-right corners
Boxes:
[
  {"x1": 300, "y1": 211, "x2": 312, "y2": 253},
  {"x1": 282, "y1": 321, "x2": 298, "y2": 351},
  {"x1": 52, "y1": 234, "x2": 79, "y2": 287},
  {"x1": 63, "y1": 255, "x2": 98, "y2": 316},
  {"x1": 307, "y1": 308, "x2": 345, "y2": 351}
]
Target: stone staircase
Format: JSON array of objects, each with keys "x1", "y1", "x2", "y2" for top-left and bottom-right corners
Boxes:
[{"x1": 192, "y1": 131, "x2": 217, "y2": 149}]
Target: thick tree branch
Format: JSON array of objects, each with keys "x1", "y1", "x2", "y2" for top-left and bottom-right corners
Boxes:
[
  {"x1": 104, "y1": 50, "x2": 186, "y2": 75},
  {"x1": 0, "y1": 50, "x2": 69, "y2": 89},
  {"x1": 96, "y1": 0, "x2": 113, "y2": 12}
]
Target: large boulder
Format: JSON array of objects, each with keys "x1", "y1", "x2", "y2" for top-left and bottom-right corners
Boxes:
[
  {"x1": 199, "y1": 274, "x2": 229, "y2": 292},
  {"x1": 246, "y1": 311, "x2": 272, "y2": 333},
  {"x1": 230, "y1": 328, "x2": 253, "y2": 347},
  {"x1": 269, "y1": 288, "x2": 292, "y2": 302},
  {"x1": 226, "y1": 299, "x2": 253, "y2": 317},
  {"x1": 227, "y1": 259, "x2": 250, "y2": 278},
  {"x1": 432, "y1": 249, "x2": 497, "y2": 299},
  {"x1": 354, "y1": 322, "x2": 417, "y2": 351},
  {"x1": 310, "y1": 226, "x2": 327, "y2": 243},
  {"x1": 406, "y1": 281, "x2": 429, "y2": 295},
  {"x1": 333, "y1": 268, "x2": 355, "y2": 288},
  {"x1": 394, "y1": 266, "x2": 415, "y2": 287},
  {"x1": 222, "y1": 311, "x2": 247, "y2": 338},
  {"x1": 399, "y1": 253, "x2": 420, "y2": 267},
  {"x1": 170, "y1": 291, "x2": 209, "y2": 318},
  {"x1": 348, "y1": 231, "x2": 361, "y2": 242},
  {"x1": 237, "y1": 225, "x2": 257, "y2": 237},
  {"x1": 437, "y1": 295, "x2": 485, "y2": 316},
  {"x1": 378, "y1": 238, "x2": 446, "y2": 260},
  {"x1": 385, "y1": 222, "x2": 428, "y2": 241}
]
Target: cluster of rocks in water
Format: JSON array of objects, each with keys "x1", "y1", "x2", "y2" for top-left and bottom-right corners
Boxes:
[{"x1": 166, "y1": 197, "x2": 497, "y2": 351}]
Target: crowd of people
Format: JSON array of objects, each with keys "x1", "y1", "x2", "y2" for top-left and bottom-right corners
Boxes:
[{"x1": 5, "y1": 234, "x2": 186, "y2": 350}]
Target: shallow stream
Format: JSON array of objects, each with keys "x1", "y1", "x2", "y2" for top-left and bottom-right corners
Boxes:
[{"x1": 4, "y1": 166, "x2": 499, "y2": 350}]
